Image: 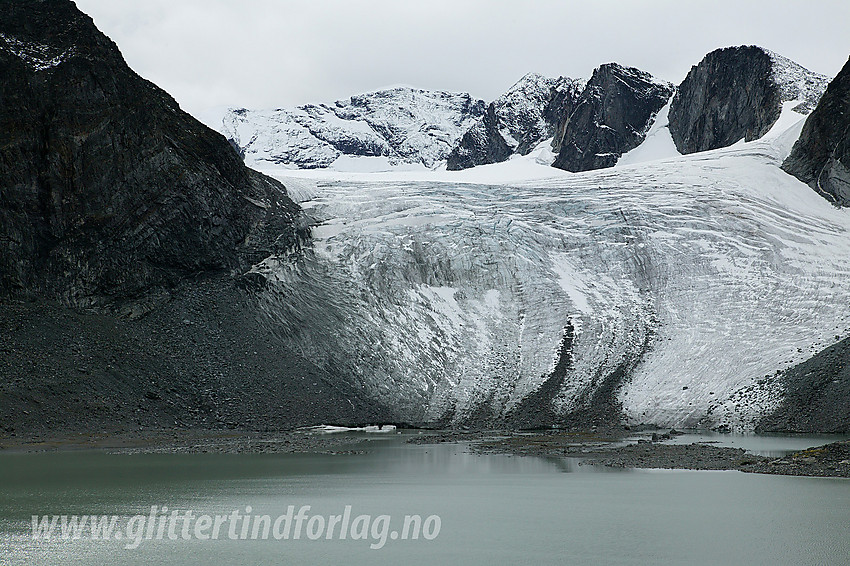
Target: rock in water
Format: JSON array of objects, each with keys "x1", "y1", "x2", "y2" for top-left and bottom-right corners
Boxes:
[
  {"x1": 552, "y1": 64, "x2": 673, "y2": 172},
  {"x1": 446, "y1": 74, "x2": 584, "y2": 170},
  {"x1": 668, "y1": 46, "x2": 828, "y2": 155},
  {"x1": 0, "y1": 0, "x2": 302, "y2": 306},
  {"x1": 782, "y1": 56, "x2": 850, "y2": 206}
]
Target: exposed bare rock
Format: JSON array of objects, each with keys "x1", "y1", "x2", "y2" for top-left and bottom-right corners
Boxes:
[
  {"x1": 0, "y1": 0, "x2": 303, "y2": 307},
  {"x1": 552, "y1": 63, "x2": 673, "y2": 172},
  {"x1": 782, "y1": 56, "x2": 850, "y2": 205},
  {"x1": 446, "y1": 74, "x2": 584, "y2": 170},
  {"x1": 668, "y1": 46, "x2": 828, "y2": 155}
]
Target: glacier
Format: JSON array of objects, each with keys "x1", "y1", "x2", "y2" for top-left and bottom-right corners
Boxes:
[{"x1": 246, "y1": 107, "x2": 850, "y2": 431}]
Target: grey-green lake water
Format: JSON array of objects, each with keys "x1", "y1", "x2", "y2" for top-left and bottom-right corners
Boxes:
[{"x1": 1, "y1": 433, "x2": 848, "y2": 565}]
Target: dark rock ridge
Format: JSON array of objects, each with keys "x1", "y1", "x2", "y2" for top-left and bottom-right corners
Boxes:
[
  {"x1": 220, "y1": 89, "x2": 486, "y2": 169},
  {"x1": 782, "y1": 56, "x2": 850, "y2": 206},
  {"x1": 445, "y1": 103, "x2": 513, "y2": 171},
  {"x1": 668, "y1": 46, "x2": 829, "y2": 155},
  {"x1": 552, "y1": 63, "x2": 673, "y2": 172},
  {"x1": 446, "y1": 73, "x2": 584, "y2": 170},
  {"x1": 0, "y1": 0, "x2": 304, "y2": 307},
  {"x1": 546, "y1": 79, "x2": 587, "y2": 155},
  {"x1": 0, "y1": 0, "x2": 391, "y2": 434},
  {"x1": 757, "y1": 334, "x2": 850, "y2": 433}
]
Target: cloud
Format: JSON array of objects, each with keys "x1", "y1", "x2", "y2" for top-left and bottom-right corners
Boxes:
[{"x1": 74, "y1": 0, "x2": 850, "y2": 117}]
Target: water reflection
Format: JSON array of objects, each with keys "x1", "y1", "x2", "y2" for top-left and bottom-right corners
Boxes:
[
  {"x1": 0, "y1": 433, "x2": 848, "y2": 566},
  {"x1": 657, "y1": 431, "x2": 850, "y2": 457}
]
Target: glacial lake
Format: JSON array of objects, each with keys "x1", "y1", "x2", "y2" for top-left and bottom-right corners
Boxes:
[{"x1": 1, "y1": 432, "x2": 848, "y2": 565}]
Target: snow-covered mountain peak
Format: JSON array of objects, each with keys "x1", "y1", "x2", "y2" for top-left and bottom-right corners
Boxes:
[
  {"x1": 446, "y1": 73, "x2": 586, "y2": 170},
  {"x1": 491, "y1": 73, "x2": 575, "y2": 149},
  {"x1": 217, "y1": 88, "x2": 485, "y2": 170},
  {"x1": 499, "y1": 72, "x2": 559, "y2": 103},
  {"x1": 763, "y1": 48, "x2": 830, "y2": 113}
]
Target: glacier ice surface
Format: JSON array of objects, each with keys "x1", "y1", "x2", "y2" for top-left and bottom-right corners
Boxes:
[{"x1": 251, "y1": 107, "x2": 850, "y2": 431}]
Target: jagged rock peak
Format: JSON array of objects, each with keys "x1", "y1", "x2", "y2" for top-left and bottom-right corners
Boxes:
[
  {"x1": 551, "y1": 62, "x2": 674, "y2": 172},
  {"x1": 764, "y1": 49, "x2": 831, "y2": 113},
  {"x1": 445, "y1": 73, "x2": 584, "y2": 170},
  {"x1": 668, "y1": 45, "x2": 828, "y2": 155},
  {"x1": 220, "y1": 88, "x2": 485, "y2": 169},
  {"x1": 782, "y1": 55, "x2": 850, "y2": 205},
  {"x1": 489, "y1": 73, "x2": 586, "y2": 154},
  {"x1": 0, "y1": 0, "x2": 120, "y2": 70},
  {"x1": 0, "y1": 0, "x2": 301, "y2": 306}
]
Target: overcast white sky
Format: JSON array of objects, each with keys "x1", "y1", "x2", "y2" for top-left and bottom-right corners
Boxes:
[{"x1": 74, "y1": 0, "x2": 850, "y2": 118}]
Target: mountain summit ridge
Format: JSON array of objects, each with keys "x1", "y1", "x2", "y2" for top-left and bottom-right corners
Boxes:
[
  {"x1": 217, "y1": 46, "x2": 829, "y2": 175},
  {"x1": 220, "y1": 87, "x2": 485, "y2": 170},
  {"x1": 669, "y1": 45, "x2": 828, "y2": 155}
]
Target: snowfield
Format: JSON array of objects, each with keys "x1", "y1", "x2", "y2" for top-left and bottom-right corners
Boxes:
[{"x1": 250, "y1": 107, "x2": 850, "y2": 431}]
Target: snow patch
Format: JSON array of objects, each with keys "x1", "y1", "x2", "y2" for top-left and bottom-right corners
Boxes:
[
  {"x1": 616, "y1": 99, "x2": 680, "y2": 167},
  {"x1": 0, "y1": 33, "x2": 74, "y2": 71},
  {"x1": 765, "y1": 49, "x2": 830, "y2": 114}
]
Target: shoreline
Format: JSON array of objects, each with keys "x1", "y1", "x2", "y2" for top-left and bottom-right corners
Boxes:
[
  {"x1": 0, "y1": 428, "x2": 377, "y2": 455},
  {"x1": 2, "y1": 426, "x2": 849, "y2": 478},
  {"x1": 465, "y1": 429, "x2": 850, "y2": 478}
]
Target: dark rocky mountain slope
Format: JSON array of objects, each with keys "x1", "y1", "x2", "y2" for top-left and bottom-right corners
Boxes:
[
  {"x1": 757, "y1": 335, "x2": 850, "y2": 433},
  {"x1": 782, "y1": 56, "x2": 850, "y2": 206},
  {"x1": 0, "y1": 0, "x2": 303, "y2": 307},
  {"x1": 552, "y1": 63, "x2": 673, "y2": 172},
  {"x1": 0, "y1": 0, "x2": 390, "y2": 434},
  {"x1": 668, "y1": 46, "x2": 828, "y2": 155}
]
